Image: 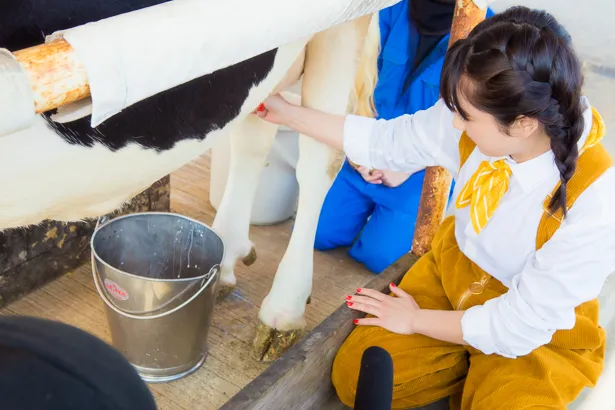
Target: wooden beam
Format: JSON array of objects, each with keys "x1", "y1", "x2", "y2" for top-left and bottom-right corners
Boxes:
[
  {"x1": 411, "y1": 0, "x2": 487, "y2": 257},
  {"x1": 447, "y1": 0, "x2": 489, "y2": 49},
  {"x1": 220, "y1": 253, "x2": 419, "y2": 410},
  {"x1": 13, "y1": 40, "x2": 90, "y2": 114}
]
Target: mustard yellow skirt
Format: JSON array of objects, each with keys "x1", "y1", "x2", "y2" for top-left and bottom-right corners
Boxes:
[{"x1": 332, "y1": 217, "x2": 605, "y2": 409}]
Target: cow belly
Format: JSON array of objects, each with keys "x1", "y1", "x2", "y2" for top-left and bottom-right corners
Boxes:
[{"x1": 0, "y1": 117, "x2": 219, "y2": 230}]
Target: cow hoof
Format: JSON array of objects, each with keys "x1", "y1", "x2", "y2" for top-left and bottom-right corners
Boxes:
[
  {"x1": 216, "y1": 284, "x2": 235, "y2": 302},
  {"x1": 251, "y1": 320, "x2": 306, "y2": 362},
  {"x1": 241, "y1": 246, "x2": 257, "y2": 266}
]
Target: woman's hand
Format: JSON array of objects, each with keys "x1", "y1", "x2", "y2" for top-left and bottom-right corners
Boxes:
[
  {"x1": 350, "y1": 162, "x2": 411, "y2": 187},
  {"x1": 253, "y1": 94, "x2": 347, "y2": 152},
  {"x1": 254, "y1": 94, "x2": 297, "y2": 125},
  {"x1": 346, "y1": 283, "x2": 420, "y2": 335},
  {"x1": 380, "y1": 170, "x2": 411, "y2": 188},
  {"x1": 356, "y1": 166, "x2": 384, "y2": 184}
]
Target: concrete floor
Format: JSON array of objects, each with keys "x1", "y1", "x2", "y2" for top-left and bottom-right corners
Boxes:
[{"x1": 490, "y1": 2, "x2": 615, "y2": 409}]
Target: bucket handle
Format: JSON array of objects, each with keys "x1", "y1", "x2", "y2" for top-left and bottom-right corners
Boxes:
[
  {"x1": 91, "y1": 250, "x2": 220, "y2": 320},
  {"x1": 96, "y1": 215, "x2": 110, "y2": 230}
]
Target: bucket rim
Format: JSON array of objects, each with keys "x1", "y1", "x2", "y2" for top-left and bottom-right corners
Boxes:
[
  {"x1": 90, "y1": 211, "x2": 226, "y2": 283},
  {"x1": 92, "y1": 251, "x2": 220, "y2": 319}
]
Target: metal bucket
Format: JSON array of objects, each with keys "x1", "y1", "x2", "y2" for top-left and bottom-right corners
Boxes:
[{"x1": 91, "y1": 212, "x2": 224, "y2": 383}]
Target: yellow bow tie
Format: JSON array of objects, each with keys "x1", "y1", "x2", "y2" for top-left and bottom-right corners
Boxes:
[{"x1": 456, "y1": 159, "x2": 512, "y2": 234}]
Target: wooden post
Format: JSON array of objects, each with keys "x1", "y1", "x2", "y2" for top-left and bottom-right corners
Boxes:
[
  {"x1": 411, "y1": 0, "x2": 487, "y2": 257},
  {"x1": 13, "y1": 40, "x2": 90, "y2": 114}
]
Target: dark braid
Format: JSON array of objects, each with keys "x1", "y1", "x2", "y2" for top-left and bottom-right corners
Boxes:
[{"x1": 440, "y1": 6, "x2": 585, "y2": 217}]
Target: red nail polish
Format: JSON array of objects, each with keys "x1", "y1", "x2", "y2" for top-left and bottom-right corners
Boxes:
[
  {"x1": 357, "y1": 288, "x2": 362, "y2": 293},
  {"x1": 257, "y1": 103, "x2": 265, "y2": 112},
  {"x1": 347, "y1": 302, "x2": 353, "y2": 306},
  {"x1": 390, "y1": 282, "x2": 396, "y2": 288},
  {"x1": 345, "y1": 295, "x2": 352, "y2": 300},
  {"x1": 353, "y1": 319, "x2": 359, "y2": 324}
]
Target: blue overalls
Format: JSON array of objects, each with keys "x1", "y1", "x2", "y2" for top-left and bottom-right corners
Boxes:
[{"x1": 314, "y1": 1, "x2": 494, "y2": 274}]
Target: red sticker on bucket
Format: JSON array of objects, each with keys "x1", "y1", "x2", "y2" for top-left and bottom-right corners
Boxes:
[{"x1": 104, "y1": 279, "x2": 129, "y2": 301}]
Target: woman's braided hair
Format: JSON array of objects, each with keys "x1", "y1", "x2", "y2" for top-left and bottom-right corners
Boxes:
[{"x1": 440, "y1": 6, "x2": 585, "y2": 217}]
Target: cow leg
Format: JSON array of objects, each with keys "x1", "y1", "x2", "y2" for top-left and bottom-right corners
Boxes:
[
  {"x1": 212, "y1": 115, "x2": 278, "y2": 301},
  {"x1": 252, "y1": 16, "x2": 375, "y2": 362}
]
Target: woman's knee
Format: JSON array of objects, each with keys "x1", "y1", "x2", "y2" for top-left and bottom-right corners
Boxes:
[
  {"x1": 314, "y1": 230, "x2": 339, "y2": 251},
  {"x1": 350, "y1": 248, "x2": 391, "y2": 273},
  {"x1": 332, "y1": 325, "x2": 468, "y2": 408},
  {"x1": 350, "y1": 235, "x2": 411, "y2": 274}
]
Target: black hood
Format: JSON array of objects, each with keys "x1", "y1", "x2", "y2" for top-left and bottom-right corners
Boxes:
[{"x1": 410, "y1": 0, "x2": 456, "y2": 36}]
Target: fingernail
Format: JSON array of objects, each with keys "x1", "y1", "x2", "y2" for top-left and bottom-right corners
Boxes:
[
  {"x1": 257, "y1": 103, "x2": 265, "y2": 112},
  {"x1": 390, "y1": 282, "x2": 396, "y2": 288},
  {"x1": 347, "y1": 302, "x2": 353, "y2": 306},
  {"x1": 353, "y1": 319, "x2": 359, "y2": 324},
  {"x1": 357, "y1": 288, "x2": 362, "y2": 293},
  {"x1": 345, "y1": 295, "x2": 352, "y2": 300}
]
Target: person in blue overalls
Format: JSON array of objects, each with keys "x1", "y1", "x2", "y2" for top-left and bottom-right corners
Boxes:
[{"x1": 314, "y1": 0, "x2": 495, "y2": 274}]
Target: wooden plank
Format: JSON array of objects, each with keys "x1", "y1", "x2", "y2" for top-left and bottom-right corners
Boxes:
[
  {"x1": 322, "y1": 395, "x2": 450, "y2": 410},
  {"x1": 0, "y1": 176, "x2": 170, "y2": 308},
  {"x1": 323, "y1": 395, "x2": 351, "y2": 410},
  {"x1": 411, "y1": 167, "x2": 453, "y2": 256},
  {"x1": 220, "y1": 252, "x2": 419, "y2": 410}
]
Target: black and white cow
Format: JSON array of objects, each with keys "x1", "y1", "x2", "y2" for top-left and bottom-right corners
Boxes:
[{"x1": 0, "y1": 0, "x2": 381, "y2": 361}]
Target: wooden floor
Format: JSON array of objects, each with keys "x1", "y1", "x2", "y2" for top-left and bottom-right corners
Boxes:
[{"x1": 0, "y1": 153, "x2": 374, "y2": 409}]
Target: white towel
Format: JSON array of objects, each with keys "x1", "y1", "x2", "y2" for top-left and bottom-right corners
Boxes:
[
  {"x1": 0, "y1": 49, "x2": 35, "y2": 137},
  {"x1": 46, "y1": 0, "x2": 400, "y2": 127}
]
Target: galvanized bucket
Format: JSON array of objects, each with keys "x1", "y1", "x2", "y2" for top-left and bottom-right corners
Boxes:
[{"x1": 91, "y1": 212, "x2": 224, "y2": 383}]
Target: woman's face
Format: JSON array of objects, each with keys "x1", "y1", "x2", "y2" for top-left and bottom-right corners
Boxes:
[{"x1": 452, "y1": 92, "x2": 537, "y2": 159}]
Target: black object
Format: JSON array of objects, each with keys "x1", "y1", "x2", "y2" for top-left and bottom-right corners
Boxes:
[
  {"x1": 410, "y1": 0, "x2": 456, "y2": 37},
  {"x1": 0, "y1": 316, "x2": 157, "y2": 410},
  {"x1": 404, "y1": 0, "x2": 456, "y2": 92},
  {"x1": 354, "y1": 346, "x2": 394, "y2": 410}
]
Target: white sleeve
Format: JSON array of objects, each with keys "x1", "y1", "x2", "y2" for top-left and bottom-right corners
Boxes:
[
  {"x1": 342, "y1": 99, "x2": 463, "y2": 176},
  {"x1": 461, "y1": 168, "x2": 615, "y2": 358}
]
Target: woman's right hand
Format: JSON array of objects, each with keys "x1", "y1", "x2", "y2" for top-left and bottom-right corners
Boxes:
[
  {"x1": 254, "y1": 93, "x2": 347, "y2": 152},
  {"x1": 254, "y1": 94, "x2": 296, "y2": 125}
]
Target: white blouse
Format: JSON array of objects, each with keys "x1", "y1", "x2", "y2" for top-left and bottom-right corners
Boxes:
[{"x1": 343, "y1": 97, "x2": 615, "y2": 358}]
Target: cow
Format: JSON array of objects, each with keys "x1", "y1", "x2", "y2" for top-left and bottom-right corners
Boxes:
[{"x1": 0, "y1": 0, "x2": 381, "y2": 361}]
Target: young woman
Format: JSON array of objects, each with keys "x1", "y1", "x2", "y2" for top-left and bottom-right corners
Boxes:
[{"x1": 255, "y1": 6, "x2": 615, "y2": 409}]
